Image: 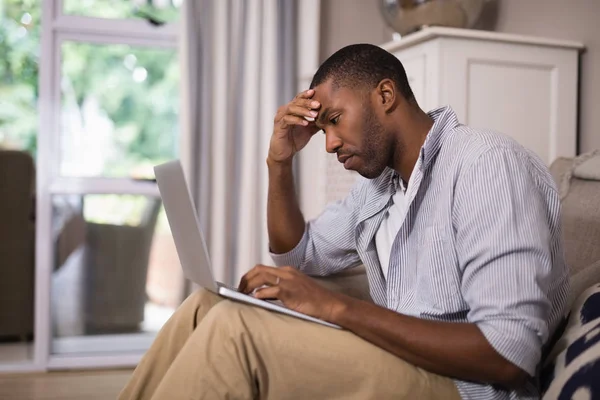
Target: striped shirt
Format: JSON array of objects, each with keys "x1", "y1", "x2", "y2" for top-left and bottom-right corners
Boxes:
[{"x1": 271, "y1": 106, "x2": 569, "y2": 400}]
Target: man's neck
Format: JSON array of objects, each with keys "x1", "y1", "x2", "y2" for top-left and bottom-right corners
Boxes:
[{"x1": 391, "y1": 109, "x2": 434, "y2": 183}]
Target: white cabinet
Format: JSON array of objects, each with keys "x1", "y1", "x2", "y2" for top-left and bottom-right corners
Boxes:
[
  {"x1": 384, "y1": 27, "x2": 583, "y2": 164},
  {"x1": 299, "y1": 27, "x2": 584, "y2": 217}
]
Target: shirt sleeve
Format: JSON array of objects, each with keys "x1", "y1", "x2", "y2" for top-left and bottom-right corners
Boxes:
[
  {"x1": 270, "y1": 178, "x2": 365, "y2": 276},
  {"x1": 453, "y1": 147, "x2": 557, "y2": 376}
]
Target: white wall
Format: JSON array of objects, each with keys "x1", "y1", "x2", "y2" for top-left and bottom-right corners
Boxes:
[{"x1": 319, "y1": 0, "x2": 600, "y2": 153}]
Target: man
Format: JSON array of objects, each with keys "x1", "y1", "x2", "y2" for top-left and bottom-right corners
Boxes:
[{"x1": 120, "y1": 44, "x2": 568, "y2": 400}]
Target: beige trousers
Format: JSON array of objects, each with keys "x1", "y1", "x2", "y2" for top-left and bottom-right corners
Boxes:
[{"x1": 119, "y1": 289, "x2": 460, "y2": 400}]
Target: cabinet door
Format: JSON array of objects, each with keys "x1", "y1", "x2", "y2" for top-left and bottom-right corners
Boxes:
[
  {"x1": 439, "y1": 38, "x2": 578, "y2": 164},
  {"x1": 392, "y1": 46, "x2": 428, "y2": 109}
]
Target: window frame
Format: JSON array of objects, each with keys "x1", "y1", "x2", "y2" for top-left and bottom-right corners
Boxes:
[{"x1": 34, "y1": 0, "x2": 180, "y2": 371}]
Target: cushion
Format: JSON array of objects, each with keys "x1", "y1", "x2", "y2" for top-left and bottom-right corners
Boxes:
[
  {"x1": 550, "y1": 153, "x2": 600, "y2": 308},
  {"x1": 573, "y1": 150, "x2": 600, "y2": 181},
  {"x1": 541, "y1": 283, "x2": 600, "y2": 399},
  {"x1": 569, "y1": 259, "x2": 600, "y2": 310}
]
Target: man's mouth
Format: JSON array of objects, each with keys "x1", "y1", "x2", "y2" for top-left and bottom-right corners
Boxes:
[{"x1": 338, "y1": 154, "x2": 354, "y2": 169}]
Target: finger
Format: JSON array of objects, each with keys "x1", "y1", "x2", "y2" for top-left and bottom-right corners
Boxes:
[
  {"x1": 242, "y1": 272, "x2": 281, "y2": 295},
  {"x1": 237, "y1": 269, "x2": 252, "y2": 292},
  {"x1": 295, "y1": 89, "x2": 315, "y2": 99},
  {"x1": 287, "y1": 104, "x2": 318, "y2": 119},
  {"x1": 281, "y1": 115, "x2": 309, "y2": 128},
  {"x1": 293, "y1": 98, "x2": 321, "y2": 110},
  {"x1": 253, "y1": 285, "x2": 282, "y2": 300},
  {"x1": 239, "y1": 265, "x2": 279, "y2": 293},
  {"x1": 238, "y1": 264, "x2": 271, "y2": 292},
  {"x1": 237, "y1": 275, "x2": 247, "y2": 292}
]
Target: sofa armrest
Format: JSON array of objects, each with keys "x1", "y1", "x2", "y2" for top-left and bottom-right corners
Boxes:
[
  {"x1": 568, "y1": 258, "x2": 600, "y2": 309},
  {"x1": 311, "y1": 265, "x2": 372, "y2": 302}
]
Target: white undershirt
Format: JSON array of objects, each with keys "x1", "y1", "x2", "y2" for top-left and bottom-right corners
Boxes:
[{"x1": 375, "y1": 179, "x2": 409, "y2": 280}]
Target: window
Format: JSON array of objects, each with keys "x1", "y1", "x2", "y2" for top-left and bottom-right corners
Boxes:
[
  {"x1": 34, "y1": 0, "x2": 183, "y2": 369},
  {"x1": 59, "y1": 42, "x2": 179, "y2": 178}
]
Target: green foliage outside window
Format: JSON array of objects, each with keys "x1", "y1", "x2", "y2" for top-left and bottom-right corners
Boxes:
[
  {"x1": 0, "y1": 0, "x2": 40, "y2": 155},
  {"x1": 0, "y1": 0, "x2": 180, "y2": 178}
]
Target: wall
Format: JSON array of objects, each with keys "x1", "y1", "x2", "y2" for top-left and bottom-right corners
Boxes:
[
  {"x1": 319, "y1": 0, "x2": 393, "y2": 62},
  {"x1": 319, "y1": 0, "x2": 600, "y2": 153}
]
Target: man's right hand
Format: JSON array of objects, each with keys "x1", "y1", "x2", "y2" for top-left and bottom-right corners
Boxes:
[{"x1": 268, "y1": 89, "x2": 321, "y2": 164}]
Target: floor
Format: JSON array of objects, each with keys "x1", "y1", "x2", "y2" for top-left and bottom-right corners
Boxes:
[{"x1": 0, "y1": 370, "x2": 132, "y2": 400}]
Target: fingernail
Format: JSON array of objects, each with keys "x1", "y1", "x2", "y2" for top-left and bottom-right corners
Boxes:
[
  {"x1": 311, "y1": 101, "x2": 320, "y2": 108},
  {"x1": 310, "y1": 111, "x2": 318, "y2": 117}
]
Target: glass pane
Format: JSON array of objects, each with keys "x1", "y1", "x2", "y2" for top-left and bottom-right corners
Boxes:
[
  {"x1": 63, "y1": 0, "x2": 181, "y2": 24},
  {"x1": 51, "y1": 193, "x2": 184, "y2": 354},
  {"x1": 0, "y1": 0, "x2": 40, "y2": 155},
  {"x1": 60, "y1": 42, "x2": 179, "y2": 178}
]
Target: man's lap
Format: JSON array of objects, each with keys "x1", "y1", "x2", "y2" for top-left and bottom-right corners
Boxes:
[{"x1": 189, "y1": 289, "x2": 460, "y2": 399}]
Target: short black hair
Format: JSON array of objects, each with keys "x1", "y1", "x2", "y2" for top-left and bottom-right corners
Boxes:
[{"x1": 310, "y1": 43, "x2": 415, "y2": 102}]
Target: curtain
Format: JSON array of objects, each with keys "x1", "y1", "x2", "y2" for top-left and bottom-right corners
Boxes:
[{"x1": 180, "y1": 0, "x2": 297, "y2": 286}]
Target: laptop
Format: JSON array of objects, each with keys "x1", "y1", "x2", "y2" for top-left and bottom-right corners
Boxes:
[{"x1": 154, "y1": 160, "x2": 341, "y2": 330}]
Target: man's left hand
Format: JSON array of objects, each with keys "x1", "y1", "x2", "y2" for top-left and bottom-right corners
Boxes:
[{"x1": 238, "y1": 265, "x2": 347, "y2": 322}]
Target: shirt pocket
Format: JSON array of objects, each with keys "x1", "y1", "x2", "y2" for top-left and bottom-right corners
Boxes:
[{"x1": 416, "y1": 226, "x2": 466, "y2": 315}]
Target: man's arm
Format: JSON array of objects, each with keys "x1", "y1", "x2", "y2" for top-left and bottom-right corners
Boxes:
[
  {"x1": 241, "y1": 265, "x2": 527, "y2": 388},
  {"x1": 263, "y1": 89, "x2": 363, "y2": 276},
  {"x1": 332, "y1": 298, "x2": 528, "y2": 388},
  {"x1": 266, "y1": 89, "x2": 321, "y2": 254},
  {"x1": 266, "y1": 157, "x2": 305, "y2": 254}
]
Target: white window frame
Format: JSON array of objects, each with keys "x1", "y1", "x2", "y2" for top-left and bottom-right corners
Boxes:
[{"x1": 32, "y1": 0, "x2": 180, "y2": 371}]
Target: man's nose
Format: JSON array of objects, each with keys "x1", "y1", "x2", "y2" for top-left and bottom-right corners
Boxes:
[{"x1": 325, "y1": 130, "x2": 342, "y2": 154}]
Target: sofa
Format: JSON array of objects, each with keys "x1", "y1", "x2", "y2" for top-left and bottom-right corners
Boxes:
[
  {"x1": 314, "y1": 150, "x2": 600, "y2": 399},
  {"x1": 0, "y1": 150, "x2": 35, "y2": 339}
]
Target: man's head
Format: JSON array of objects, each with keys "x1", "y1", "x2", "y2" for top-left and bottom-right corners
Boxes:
[{"x1": 309, "y1": 43, "x2": 417, "y2": 179}]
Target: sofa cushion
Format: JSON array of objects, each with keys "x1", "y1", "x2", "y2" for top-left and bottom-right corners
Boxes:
[
  {"x1": 573, "y1": 150, "x2": 600, "y2": 180},
  {"x1": 541, "y1": 283, "x2": 600, "y2": 399},
  {"x1": 569, "y1": 259, "x2": 600, "y2": 309},
  {"x1": 551, "y1": 155, "x2": 600, "y2": 276},
  {"x1": 550, "y1": 154, "x2": 600, "y2": 308}
]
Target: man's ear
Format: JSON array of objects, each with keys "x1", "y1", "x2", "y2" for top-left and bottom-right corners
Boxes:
[{"x1": 376, "y1": 79, "x2": 397, "y2": 113}]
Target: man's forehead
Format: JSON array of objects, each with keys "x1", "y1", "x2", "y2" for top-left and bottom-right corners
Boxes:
[
  {"x1": 312, "y1": 80, "x2": 354, "y2": 105},
  {"x1": 311, "y1": 81, "x2": 335, "y2": 103}
]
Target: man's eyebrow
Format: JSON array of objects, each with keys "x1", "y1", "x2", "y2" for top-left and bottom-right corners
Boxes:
[{"x1": 315, "y1": 107, "x2": 331, "y2": 127}]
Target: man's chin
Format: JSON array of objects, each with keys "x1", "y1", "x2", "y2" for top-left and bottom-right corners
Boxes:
[{"x1": 356, "y1": 166, "x2": 386, "y2": 180}]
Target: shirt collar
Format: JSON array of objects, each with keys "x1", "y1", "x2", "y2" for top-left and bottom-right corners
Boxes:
[
  {"x1": 387, "y1": 105, "x2": 459, "y2": 192},
  {"x1": 419, "y1": 106, "x2": 460, "y2": 171}
]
